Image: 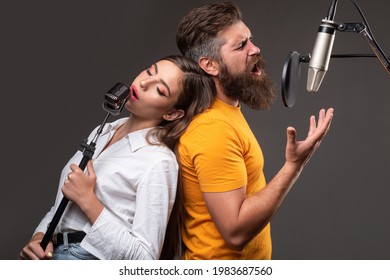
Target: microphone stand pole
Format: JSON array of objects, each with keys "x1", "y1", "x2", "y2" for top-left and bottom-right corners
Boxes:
[{"x1": 40, "y1": 83, "x2": 129, "y2": 250}]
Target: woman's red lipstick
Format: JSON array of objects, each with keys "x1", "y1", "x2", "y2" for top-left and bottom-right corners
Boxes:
[{"x1": 130, "y1": 85, "x2": 139, "y2": 101}]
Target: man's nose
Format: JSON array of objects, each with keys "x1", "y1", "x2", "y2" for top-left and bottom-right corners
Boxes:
[{"x1": 248, "y1": 41, "x2": 260, "y2": 56}]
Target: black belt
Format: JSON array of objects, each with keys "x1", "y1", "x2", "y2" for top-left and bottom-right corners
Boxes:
[{"x1": 53, "y1": 231, "x2": 86, "y2": 245}]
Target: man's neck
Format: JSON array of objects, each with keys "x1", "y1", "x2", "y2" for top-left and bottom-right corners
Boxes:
[{"x1": 215, "y1": 81, "x2": 239, "y2": 107}]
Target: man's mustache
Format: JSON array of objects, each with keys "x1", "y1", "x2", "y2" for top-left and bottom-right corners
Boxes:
[{"x1": 248, "y1": 54, "x2": 266, "y2": 70}]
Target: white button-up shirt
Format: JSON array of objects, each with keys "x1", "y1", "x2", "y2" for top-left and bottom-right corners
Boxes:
[{"x1": 34, "y1": 118, "x2": 178, "y2": 259}]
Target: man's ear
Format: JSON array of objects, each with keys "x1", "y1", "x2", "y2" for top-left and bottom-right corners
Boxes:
[
  {"x1": 198, "y1": 57, "x2": 219, "y2": 76},
  {"x1": 163, "y1": 109, "x2": 185, "y2": 121}
]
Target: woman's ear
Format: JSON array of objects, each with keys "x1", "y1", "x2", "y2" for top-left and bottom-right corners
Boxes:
[
  {"x1": 163, "y1": 109, "x2": 185, "y2": 121},
  {"x1": 198, "y1": 57, "x2": 219, "y2": 76}
]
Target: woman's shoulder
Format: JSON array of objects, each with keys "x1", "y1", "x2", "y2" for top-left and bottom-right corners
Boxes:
[{"x1": 143, "y1": 141, "x2": 177, "y2": 160}]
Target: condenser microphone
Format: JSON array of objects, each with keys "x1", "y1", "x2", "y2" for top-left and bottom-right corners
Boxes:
[{"x1": 307, "y1": 0, "x2": 338, "y2": 93}]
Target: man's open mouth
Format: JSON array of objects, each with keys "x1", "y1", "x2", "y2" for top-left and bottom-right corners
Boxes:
[{"x1": 251, "y1": 62, "x2": 262, "y2": 76}]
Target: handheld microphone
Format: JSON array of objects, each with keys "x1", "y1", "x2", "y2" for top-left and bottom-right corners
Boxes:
[
  {"x1": 103, "y1": 82, "x2": 129, "y2": 115},
  {"x1": 307, "y1": 0, "x2": 338, "y2": 94}
]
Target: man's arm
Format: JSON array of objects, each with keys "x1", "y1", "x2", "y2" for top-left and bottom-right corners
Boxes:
[{"x1": 203, "y1": 108, "x2": 334, "y2": 250}]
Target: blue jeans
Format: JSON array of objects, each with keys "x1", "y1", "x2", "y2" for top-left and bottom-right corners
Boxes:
[{"x1": 52, "y1": 233, "x2": 98, "y2": 260}]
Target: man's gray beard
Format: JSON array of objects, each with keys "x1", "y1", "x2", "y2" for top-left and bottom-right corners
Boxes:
[{"x1": 218, "y1": 58, "x2": 276, "y2": 110}]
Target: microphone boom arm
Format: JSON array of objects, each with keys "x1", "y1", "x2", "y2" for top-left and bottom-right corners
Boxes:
[{"x1": 336, "y1": 21, "x2": 390, "y2": 75}]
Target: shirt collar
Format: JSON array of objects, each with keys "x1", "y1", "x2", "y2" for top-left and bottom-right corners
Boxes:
[
  {"x1": 99, "y1": 117, "x2": 127, "y2": 136},
  {"x1": 100, "y1": 117, "x2": 156, "y2": 152},
  {"x1": 127, "y1": 127, "x2": 155, "y2": 152},
  {"x1": 214, "y1": 98, "x2": 241, "y2": 110}
]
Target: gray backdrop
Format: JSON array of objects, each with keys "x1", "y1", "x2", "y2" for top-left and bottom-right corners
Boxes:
[{"x1": 1, "y1": 0, "x2": 389, "y2": 260}]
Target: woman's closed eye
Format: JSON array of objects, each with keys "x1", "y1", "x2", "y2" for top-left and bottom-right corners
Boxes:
[
  {"x1": 146, "y1": 68, "x2": 153, "y2": 76},
  {"x1": 146, "y1": 65, "x2": 168, "y2": 97},
  {"x1": 146, "y1": 63, "x2": 158, "y2": 76},
  {"x1": 157, "y1": 87, "x2": 167, "y2": 97}
]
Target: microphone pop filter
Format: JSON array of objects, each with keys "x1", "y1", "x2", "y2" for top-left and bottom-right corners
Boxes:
[{"x1": 281, "y1": 51, "x2": 309, "y2": 107}]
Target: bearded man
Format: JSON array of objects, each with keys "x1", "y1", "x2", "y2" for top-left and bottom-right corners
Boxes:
[{"x1": 176, "y1": 1, "x2": 334, "y2": 260}]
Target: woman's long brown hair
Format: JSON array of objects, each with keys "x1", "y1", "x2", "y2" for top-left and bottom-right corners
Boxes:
[{"x1": 147, "y1": 55, "x2": 216, "y2": 259}]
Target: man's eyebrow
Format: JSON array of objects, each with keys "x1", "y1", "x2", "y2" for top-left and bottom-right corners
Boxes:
[
  {"x1": 236, "y1": 34, "x2": 253, "y2": 49},
  {"x1": 241, "y1": 38, "x2": 248, "y2": 47},
  {"x1": 154, "y1": 63, "x2": 171, "y2": 96}
]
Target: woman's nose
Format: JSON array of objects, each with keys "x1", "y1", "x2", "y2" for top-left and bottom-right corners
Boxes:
[{"x1": 139, "y1": 77, "x2": 158, "y2": 89}]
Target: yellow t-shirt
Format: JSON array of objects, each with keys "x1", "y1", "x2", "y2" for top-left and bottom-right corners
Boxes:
[{"x1": 178, "y1": 99, "x2": 272, "y2": 260}]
